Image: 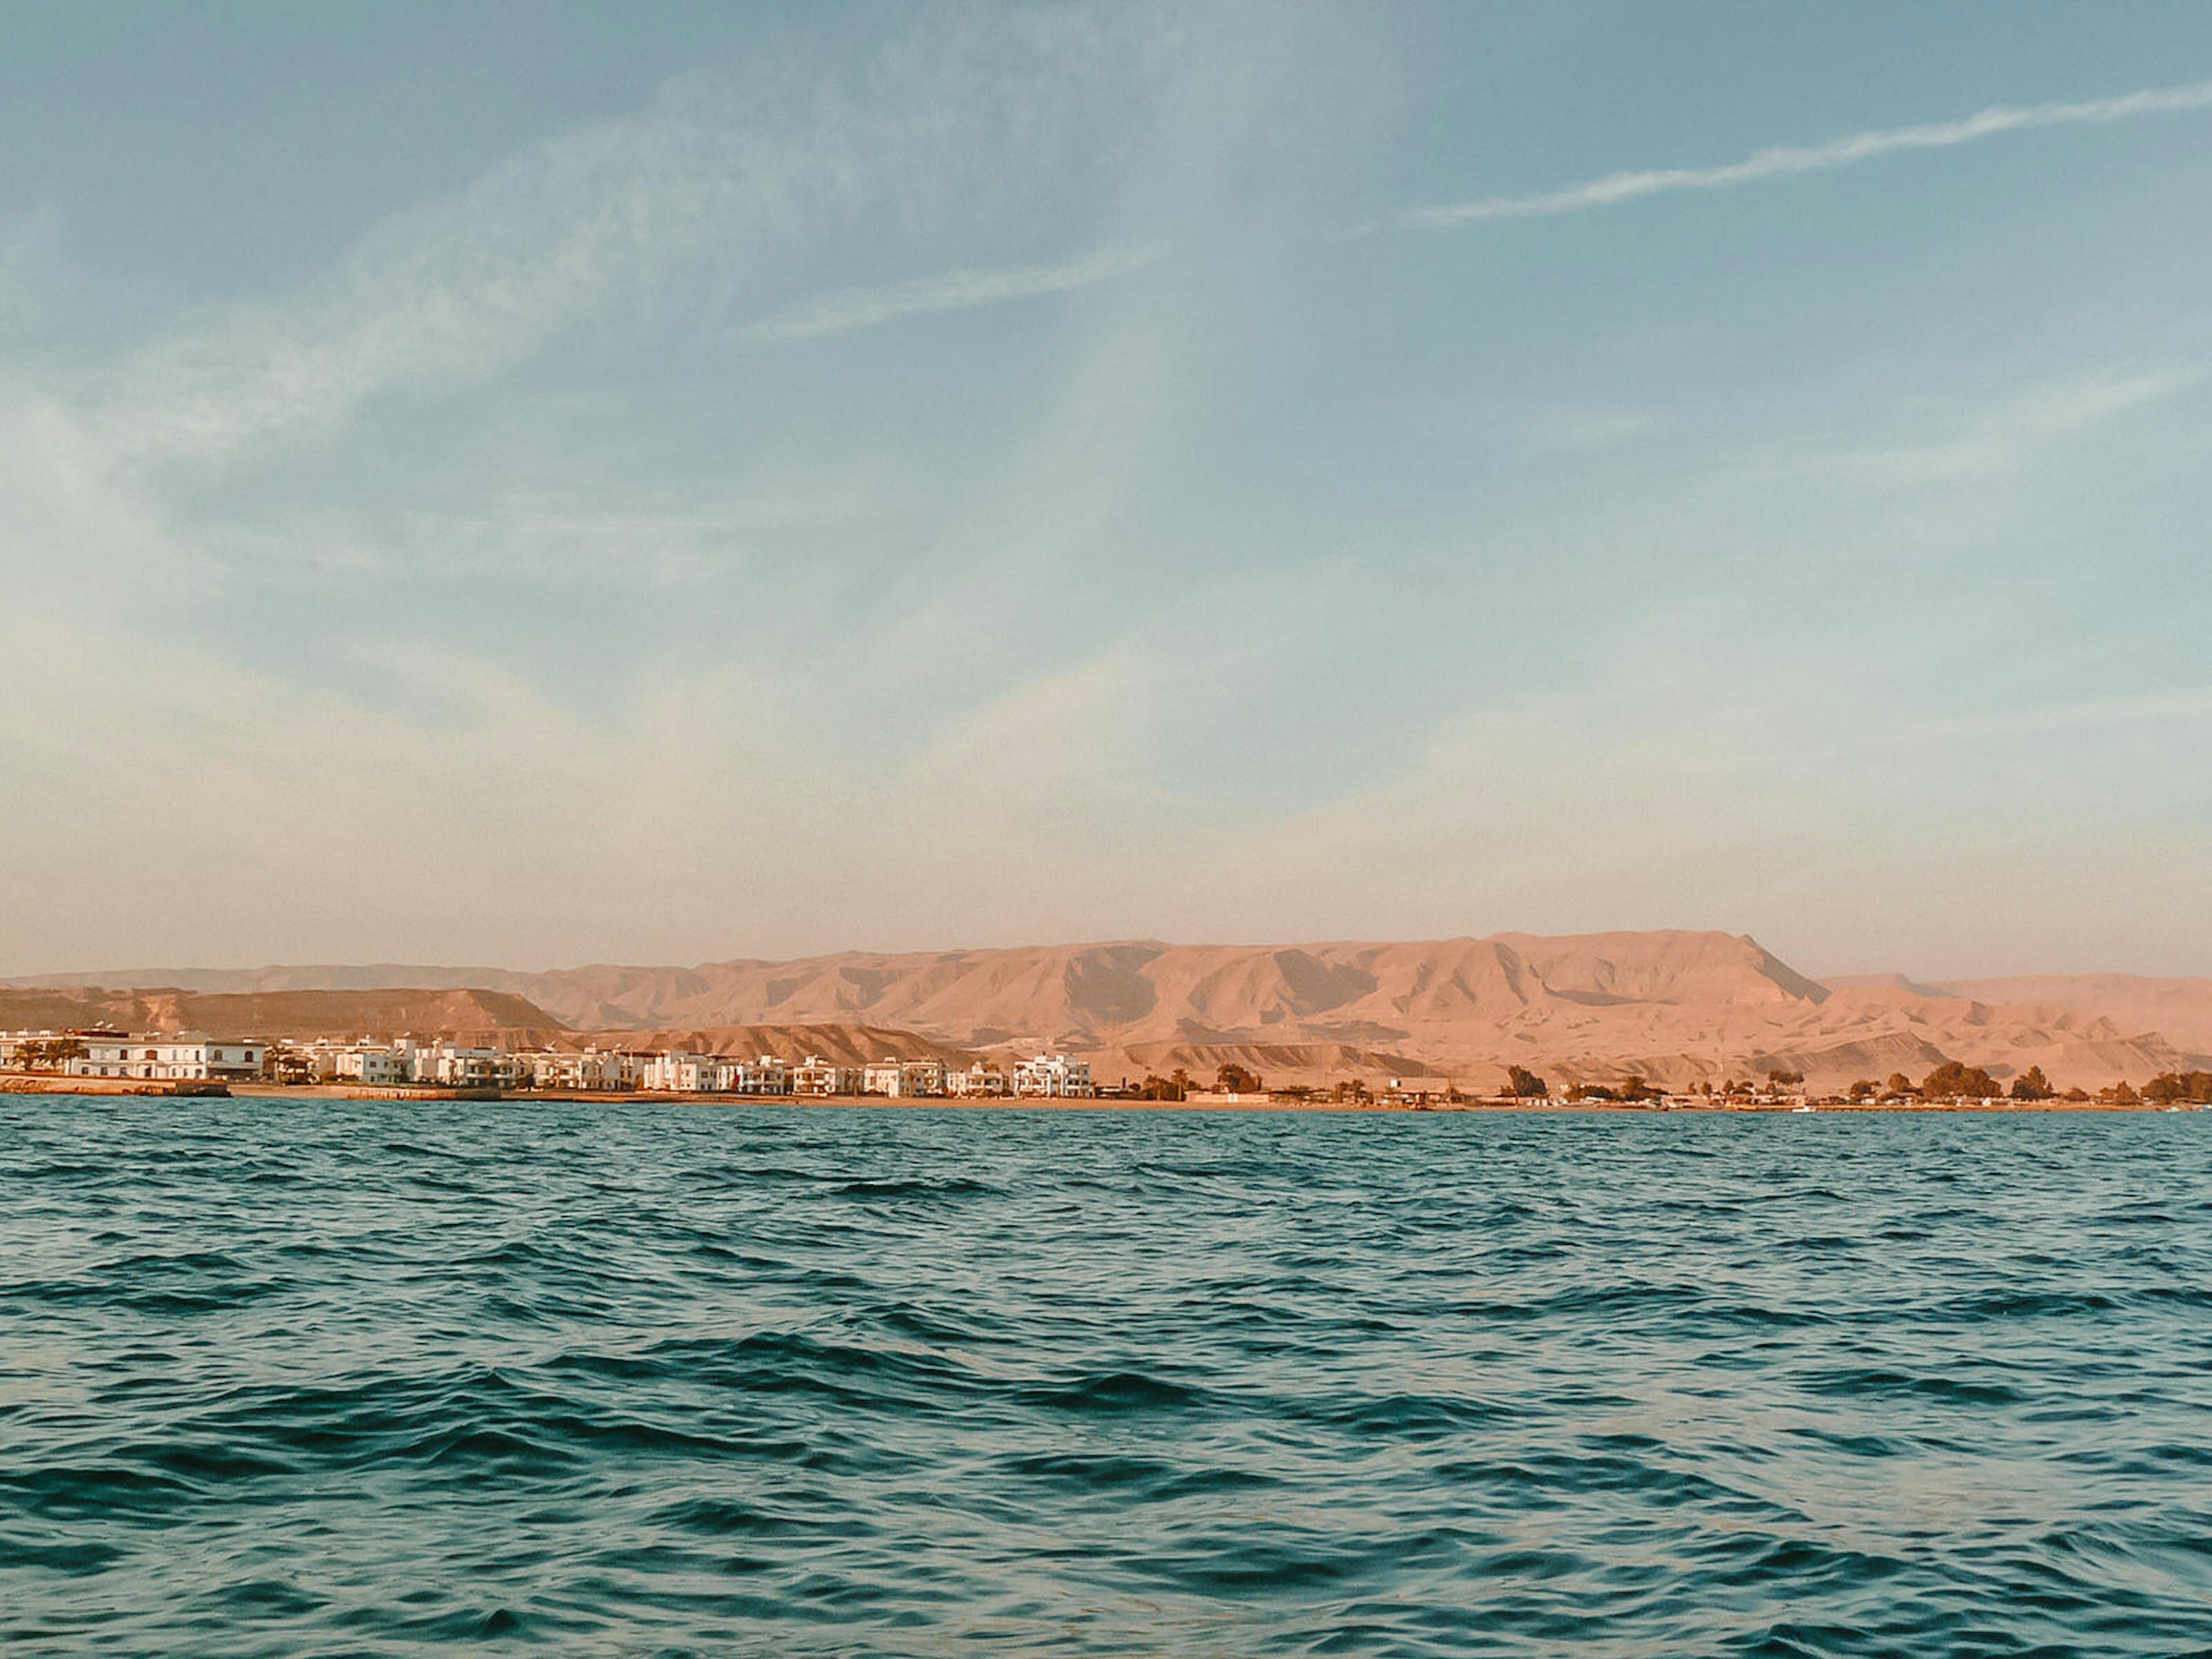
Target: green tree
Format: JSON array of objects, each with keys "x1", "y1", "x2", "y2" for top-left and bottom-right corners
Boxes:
[
  {"x1": 1847, "y1": 1079, "x2": 1878, "y2": 1102},
  {"x1": 22, "y1": 1037, "x2": 88, "y2": 1073},
  {"x1": 1505, "y1": 1065, "x2": 1548, "y2": 1100},
  {"x1": 1922, "y1": 1061, "x2": 2001, "y2": 1100},
  {"x1": 2144, "y1": 1070, "x2": 2212, "y2": 1104},
  {"x1": 2009, "y1": 1065, "x2": 2054, "y2": 1101},
  {"x1": 1215, "y1": 1062, "x2": 1262, "y2": 1094}
]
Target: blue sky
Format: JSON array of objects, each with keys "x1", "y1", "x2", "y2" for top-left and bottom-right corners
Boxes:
[{"x1": 4, "y1": 2, "x2": 2210, "y2": 977}]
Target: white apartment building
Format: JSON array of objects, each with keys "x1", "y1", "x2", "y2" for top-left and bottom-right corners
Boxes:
[
  {"x1": 642, "y1": 1052, "x2": 724, "y2": 1093},
  {"x1": 862, "y1": 1058, "x2": 948, "y2": 1097},
  {"x1": 792, "y1": 1056, "x2": 861, "y2": 1097},
  {"x1": 1013, "y1": 1054, "x2": 1094, "y2": 1098},
  {"x1": 404, "y1": 1042, "x2": 521, "y2": 1088},
  {"x1": 527, "y1": 1048, "x2": 633, "y2": 1091},
  {"x1": 945, "y1": 1062, "x2": 1011, "y2": 1097},
  {"x1": 734, "y1": 1056, "x2": 791, "y2": 1096},
  {"x1": 0, "y1": 1031, "x2": 56, "y2": 1069},
  {"x1": 68, "y1": 1035, "x2": 265, "y2": 1081},
  {"x1": 335, "y1": 1047, "x2": 410, "y2": 1086},
  {"x1": 292, "y1": 1040, "x2": 410, "y2": 1085}
]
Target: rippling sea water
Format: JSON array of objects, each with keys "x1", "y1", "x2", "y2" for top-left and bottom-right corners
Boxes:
[{"x1": 3, "y1": 1097, "x2": 2210, "y2": 1656}]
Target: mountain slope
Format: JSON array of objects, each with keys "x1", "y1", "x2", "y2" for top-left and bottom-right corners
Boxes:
[
  {"x1": 21, "y1": 931, "x2": 2203, "y2": 1089},
  {"x1": 0, "y1": 986, "x2": 569, "y2": 1045}
]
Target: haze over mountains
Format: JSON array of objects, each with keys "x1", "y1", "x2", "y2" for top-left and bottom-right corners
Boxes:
[{"x1": 11, "y1": 931, "x2": 2211, "y2": 1091}]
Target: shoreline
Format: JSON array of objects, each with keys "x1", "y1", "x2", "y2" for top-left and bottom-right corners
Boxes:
[
  {"x1": 1, "y1": 1074, "x2": 233, "y2": 1097},
  {"x1": 3, "y1": 1076, "x2": 2195, "y2": 1113}
]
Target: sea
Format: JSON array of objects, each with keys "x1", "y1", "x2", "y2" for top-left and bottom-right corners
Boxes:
[{"x1": 3, "y1": 1094, "x2": 2209, "y2": 1657}]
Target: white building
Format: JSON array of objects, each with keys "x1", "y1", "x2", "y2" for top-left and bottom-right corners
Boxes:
[
  {"x1": 528, "y1": 1048, "x2": 632, "y2": 1091},
  {"x1": 335, "y1": 1046, "x2": 410, "y2": 1086},
  {"x1": 1, "y1": 1030, "x2": 64, "y2": 1070},
  {"x1": 294, "y1": 1040, "x2": 410, "y2": 1085},
  {"x1": 404, "y1": 1041, "x2": 520, "y2": 1088},
  {"x1": 734, "y1": 1056, "x2": 791, "y2": 1096},
  {"x1": 642, "y1": 1052, "x2": 724, "y2": 1093},
  {"x1": 68, "y1": 1035, "x2": 265, "y2": 1081},
  {"x1": 793, "y1": 1056, "x2": 861, "y2": 1097},
  {"x1": 1013, "y1": 1053, "x2": 1094, "y2": 1098},
  {"x1": 861, "y1": 1058, "x2": 947, "y2": 1097},
  {"x1": 945, "y1": 1062, "x2": 1011, "y2": 1097}
]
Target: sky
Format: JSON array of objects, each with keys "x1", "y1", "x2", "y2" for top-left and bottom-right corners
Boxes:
[{"x1": 3, "y1": 1, "x2": 2211, "y2": 979}]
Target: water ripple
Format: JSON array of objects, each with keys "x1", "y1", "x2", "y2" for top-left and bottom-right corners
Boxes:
[{"x1": 2, "y1": 1097, "x2": 2210, "y2": 1655}]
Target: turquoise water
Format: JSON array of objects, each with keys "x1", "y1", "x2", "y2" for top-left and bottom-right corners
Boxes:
[{"x1": 3, "y1": 1097, "x2": 2210, "y2": 1656}]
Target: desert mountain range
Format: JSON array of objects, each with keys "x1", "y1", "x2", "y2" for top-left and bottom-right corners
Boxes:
[{"x1": 10, "y1": 931, "x2": 2212, "y2": 1091}]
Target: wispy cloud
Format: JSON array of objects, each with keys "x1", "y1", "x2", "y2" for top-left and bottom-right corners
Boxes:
[
  {"x1": 1719, "y1": 365, "x2": 2206, "y2": 487},
  {"x1": 734, "y1": 243, "x2": 1166, "y2": 344},
  {"x1": 90, "y1": 15, "x2": 1167, "y2": 468},
  {"x1": 1403, "y1": 74, "x2": 2212, "y2": 229},
  {"x1": 1911, "y1": 684, "x2": 2212, "y2": 744}
]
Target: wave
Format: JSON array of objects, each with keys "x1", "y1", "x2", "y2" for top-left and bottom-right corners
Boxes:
[{"x1": 5, "y1": 1097, "x2": 2210, "y2": 1654}]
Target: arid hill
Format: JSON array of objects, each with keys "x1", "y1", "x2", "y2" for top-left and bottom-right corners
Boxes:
[
  {"x1": 0, "y1": 986, "x2": 568, "y2": 1047},
  {"x1": 572, "y1": 1025, "x2": 975, "y2": 1069},
  {"x1": 16, "y1": 933, "x2": 2211, "y2": 1091},
  {"x1": 1926, "y1": 976, "x2": 2212, "y2": 1056},
  {"x1": 0, "y1": 987, "x2": 972, "y2": 1070}
]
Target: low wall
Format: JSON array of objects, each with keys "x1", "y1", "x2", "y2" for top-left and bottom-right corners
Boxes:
[{"x1": 0, "y1": 1074, "x2": 231, "y2": 1097}]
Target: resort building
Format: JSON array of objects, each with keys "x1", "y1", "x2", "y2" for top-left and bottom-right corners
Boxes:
[
  {"x1": 1012, "y1": 1053, "x2": 1094, "y2": 1098},
  {"x1": 525, "y1": 1048, "x2": 632, "y2": 1091},
  {"x1": 334, "y1": 1046, "x2": 410, "y2": 1086},
  {"x1": 289, "y1": 1040, "x2": 412, "y2": 1085},
  {"x1": 0, "y1": 1031, "x2": 63, "y2": 1070},
  {"x1": 642, "y1": 1052, "x2": 724, "y2": 1092},
  {"x1": 793, "y1": 1055, "x2": 862, "y2": 1097},
  {"x1": 66, "y1": 1035, "x2": 266, "y2": 1081},
  {"x1": 404, "y1": 1041, "x2": 522, "y2": 1088},
  {"x1": 734, "y1": 1056, "x2": 791, "y2": 1096},
  {"x1": 945, "y1": 1062, "x2": 1011, "y2": 1097},
  {"x1": 863, "y1": 1058, "x2": 948, "y2": 1097}
]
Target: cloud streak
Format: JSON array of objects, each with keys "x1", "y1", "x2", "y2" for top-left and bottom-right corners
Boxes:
[
  {"x1": 735, "y1": 243, "x2": 1166, "y2": 344},
  {"x1": 1403, "y1": 74, "x2": 2212, "y2": 228},
  {"x1": 91, "y1": 14, "x2": 1170, "y2": 467}
]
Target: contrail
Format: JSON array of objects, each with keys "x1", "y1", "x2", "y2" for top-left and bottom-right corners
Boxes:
[{"x1": 1403, "y1": 75, "x2": 2212, "y2": 229}]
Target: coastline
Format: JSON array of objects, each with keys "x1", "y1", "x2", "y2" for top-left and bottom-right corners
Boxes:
[
  {"x1": 1, "y1": 1074, "x2": 232, "y2": 1097},
  {"x1": 3, "y1": 1080, "x2": 2178, "y2": 1113},
  {"x1": 6, "y1": 1075, "x2": 2196, "y2": 1113}
]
